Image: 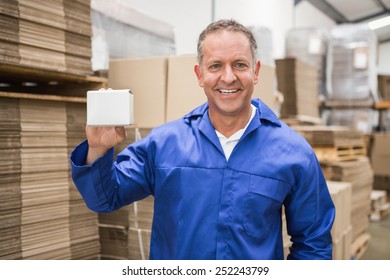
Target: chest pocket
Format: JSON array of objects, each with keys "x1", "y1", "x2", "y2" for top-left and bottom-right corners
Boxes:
[{"x1": 243, "y1": 175, "x2": 290, "y2": 240}]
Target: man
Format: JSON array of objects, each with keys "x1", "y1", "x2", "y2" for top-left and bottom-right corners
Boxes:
[{"x1": 71, "y1": 19, "x2": 335, "y2": 259}]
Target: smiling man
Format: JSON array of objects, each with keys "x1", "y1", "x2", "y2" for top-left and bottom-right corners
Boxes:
[{"x1": 70, "y1": 19, "x2": 335, "y2": 260}]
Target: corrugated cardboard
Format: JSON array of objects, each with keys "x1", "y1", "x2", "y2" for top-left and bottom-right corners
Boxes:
[
  {"x1": 371, "y1": 133, "x2": 390, "y2": 176},
  {"x1": 108, "y1": 56, "x2": 167, "y2": 128},
  {"x1": 378, "y1": 75, "x2": 390, "y2": 101},
  {"x1": 328, "y1": 181, "x2": 352, "y2": 241},
  {"x1": 254, "y1": 63, "x2": 277, "y2": 111},
  {"x1": 166, "y1": 55, "x2": 206, "y2": 122}
]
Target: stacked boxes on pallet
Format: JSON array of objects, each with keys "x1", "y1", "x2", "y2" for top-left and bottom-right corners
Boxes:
[
  {"x1": 327, "y1": 181, "x2": 352, "y2": 260},
  {"x1": 323, "y1": 24, "x2": 378, "y2": 134},
  {"x1": 370, "y1": 133, "x2": 390, "y2": 198},
  {"x1": 321, "y1": 157, "x2": 373, "y2": 259},
  {"x1": 292, "y1": 125, "x2": 373, "y2": 259},
  {"x1": 275, "y1": 58, "x2": 320, "y2": 119},
  {"x1": 285, "y1": 27, "x2": 329, "y2": 100}
]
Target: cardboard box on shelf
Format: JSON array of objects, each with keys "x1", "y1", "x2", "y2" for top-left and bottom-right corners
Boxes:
[{"x1": 108, "y1": 56, "x2": 167, "y2": 128}]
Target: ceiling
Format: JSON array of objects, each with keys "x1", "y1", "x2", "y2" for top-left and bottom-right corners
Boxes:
[{"x1": 295, "y1": 0, "x2": 390, "y2": 43}]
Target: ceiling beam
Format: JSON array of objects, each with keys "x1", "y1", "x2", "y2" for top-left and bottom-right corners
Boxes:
[
  {"x1": 373, "y1": 0, "x2": 389, "y2": 12},
  {"x1": 351, "y1": 10, "x2": 390, "y2": 23},
  {"x1": 300, "y1": 0, "x2": 349, "y2": 23},
  {"x1": 379, "y1": 37, "x2": 390, "y2": 44}
]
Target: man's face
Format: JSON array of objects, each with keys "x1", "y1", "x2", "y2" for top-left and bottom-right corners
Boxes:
[{"x1": 194, "y1": 30, "x2": 261, "y2": 119}]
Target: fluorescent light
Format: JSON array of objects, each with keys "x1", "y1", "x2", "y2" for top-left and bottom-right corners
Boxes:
[{"x1": 368, "y1": 15, "x2": 390, "y2": 30}]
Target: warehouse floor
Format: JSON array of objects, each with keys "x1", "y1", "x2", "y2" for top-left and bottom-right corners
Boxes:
[{"x1": 361, "y1": 212, "x2": 390, "y2": 260}]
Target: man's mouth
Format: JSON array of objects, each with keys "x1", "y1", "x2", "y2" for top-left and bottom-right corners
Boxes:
[{"x1": 218, "y1": 89, "x2": 239, "y2": 95}]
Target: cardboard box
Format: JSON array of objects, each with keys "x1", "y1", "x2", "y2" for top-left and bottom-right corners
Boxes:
[
  {"x1": 166, "y1": 55, "x2": 206, "y2": 122},
  {"x1": 108, "y1": 56, "x2": 167, "y2": 128},
  {"x1": 87, "y1": 89, "x2": 134, "y2": 126},
  {"x1": 253, "y1": 63, "x2": 277, "y2": 111},
  {"x1": 328, "y1": 181, "x2": 352, "y2": 241},
  {"x1": 378, "y1": 75, "x2": 390, "y2": 101},
  {"x1": 371, "y1": 133, "x2": 390, "y2": 176}
]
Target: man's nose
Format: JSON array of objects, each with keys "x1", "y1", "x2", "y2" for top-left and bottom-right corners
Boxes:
[{"x1": 220, "y1": 66, "x2": 237, "y2": 84}]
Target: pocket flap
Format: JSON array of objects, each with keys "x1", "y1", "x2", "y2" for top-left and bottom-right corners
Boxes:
[{"x1": 249, "y1": 175, "x2": 290, "y2": 203}]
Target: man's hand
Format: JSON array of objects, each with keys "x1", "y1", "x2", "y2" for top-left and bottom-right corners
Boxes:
[{"x1": 85, "y1": 126, "x2": 127, "y2": 164}]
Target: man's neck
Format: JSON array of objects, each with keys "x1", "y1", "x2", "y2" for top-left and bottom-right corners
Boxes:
[{"x1": 210, "y1": 106, "x2": 253, "y2": 138}]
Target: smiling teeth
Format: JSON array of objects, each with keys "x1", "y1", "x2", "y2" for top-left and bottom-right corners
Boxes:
[{"x1": 220, "y1": 89, "x2": 238, "y2": 95}]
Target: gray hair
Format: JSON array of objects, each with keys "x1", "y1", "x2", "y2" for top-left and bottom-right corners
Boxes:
[{"x1": 196, "y1": 19, "x2": 258, "y2": 66}]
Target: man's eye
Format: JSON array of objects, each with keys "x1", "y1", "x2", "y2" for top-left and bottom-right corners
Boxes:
[
  {"x1": 235, "y1": 63, "x2": 247, "y2": 69},
  {"x1": 209, "y1": 64, "x2": 221, "y2": 70}
]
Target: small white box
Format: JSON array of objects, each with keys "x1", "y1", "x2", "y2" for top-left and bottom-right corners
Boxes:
[{"x1": 87, "y1": 89, "x2": 134, "y2": 126}]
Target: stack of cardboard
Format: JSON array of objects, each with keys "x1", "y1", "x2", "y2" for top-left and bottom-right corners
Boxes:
[
  {"x1": 276, "y1": 58, "x2": 320, "y2": 119},
  {"x1": 292, "y1": 125, "x2": 366, "y2": 162},
  {"x1": 292, "y1": 125, "x2": 373, "y2": 259},
  {"x1": 378, "y1": 75, "x2": 390, "y2": 101},
  {"x1": 0, "y1": 97, "x2": 22, "y2": 259},
  {"x1": 370, "y1": 133, "x2": 390, "y2": 195},
  {"x1": 66, "y1": 102, "x2": 100, "y2": 259},
  {"x1": 327, "y1": 181, "x2": 352, "y2": 260},
  {"x1": 127, "y1": 196, "x2": 153, "y2": 260},
  {"x1": 321, "y1": 157, "x2": 373, "y2": 259},
  {"x1": 0, "y1": 2, "x2": 20, "y2": 63},
  {"x1": 98, "y1": 196, "x2": 154, "y2": 260},
  {"x1": 63, "y1": 0, "x2": 93, "y2": 75},
  {"x1": 330, "y1": 45, "x2": 371, "y2": 100},
  {"x1": 324, "y1": 25, "x2": 378, "y2": 134},
  {"x1": 0, "y1": 0, "x2": 92, "y2": 75},
  {"x1": 285, "y1": 28, "x2": 328, "y2": 99},
  {"x1": 19, "y1": 99, "x2": 71, "y2": 259}
]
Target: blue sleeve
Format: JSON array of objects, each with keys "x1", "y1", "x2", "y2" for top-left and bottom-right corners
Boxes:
[
  {"x1": 284, "y1": 153, "x2": 335, "y2": 260},
  {"x1": 70, "y1": 139, "x2": 153, "y2": 213}
]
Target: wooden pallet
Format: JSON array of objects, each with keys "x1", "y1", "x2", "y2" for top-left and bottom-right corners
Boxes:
[
  {"x1": 370, "y1": 203, "x2": 390, "y2": 222},
  {"x1": 313, "y1": 144, "x2": 367, "y2": 162},
  {"x1": 351, "y1": 233, "x2": 370, "y2": 260}
]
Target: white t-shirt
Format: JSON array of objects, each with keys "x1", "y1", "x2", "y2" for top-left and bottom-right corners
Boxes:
[{"x1": 215, "y1": 104, "x2": 257, "y2": 160}]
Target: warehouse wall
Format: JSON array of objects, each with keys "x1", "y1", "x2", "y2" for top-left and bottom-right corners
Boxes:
[
  {"x1": 123, "y1": 0, "x2": 295, "y2": 58},
  {"x1": 122, "y1": 0, "x2": 212, "y2": 55}
]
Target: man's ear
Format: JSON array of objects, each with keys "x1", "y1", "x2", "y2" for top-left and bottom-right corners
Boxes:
[
  {"x1": 254, "y1": 60, "x2": 261, "y2": 85},
  {"x1": 194, "y1": 64, "x2": 204, "y2": 87}
]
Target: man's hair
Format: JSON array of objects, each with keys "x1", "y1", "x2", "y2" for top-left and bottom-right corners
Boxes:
[{"x1": 196, "y1": 19, "x2": 258, "y2": 66}]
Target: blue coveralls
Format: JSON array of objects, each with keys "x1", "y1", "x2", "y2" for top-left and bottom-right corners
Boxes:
[{"x1": 70, "y1": 98, "x2": 335, "y2": 259}]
